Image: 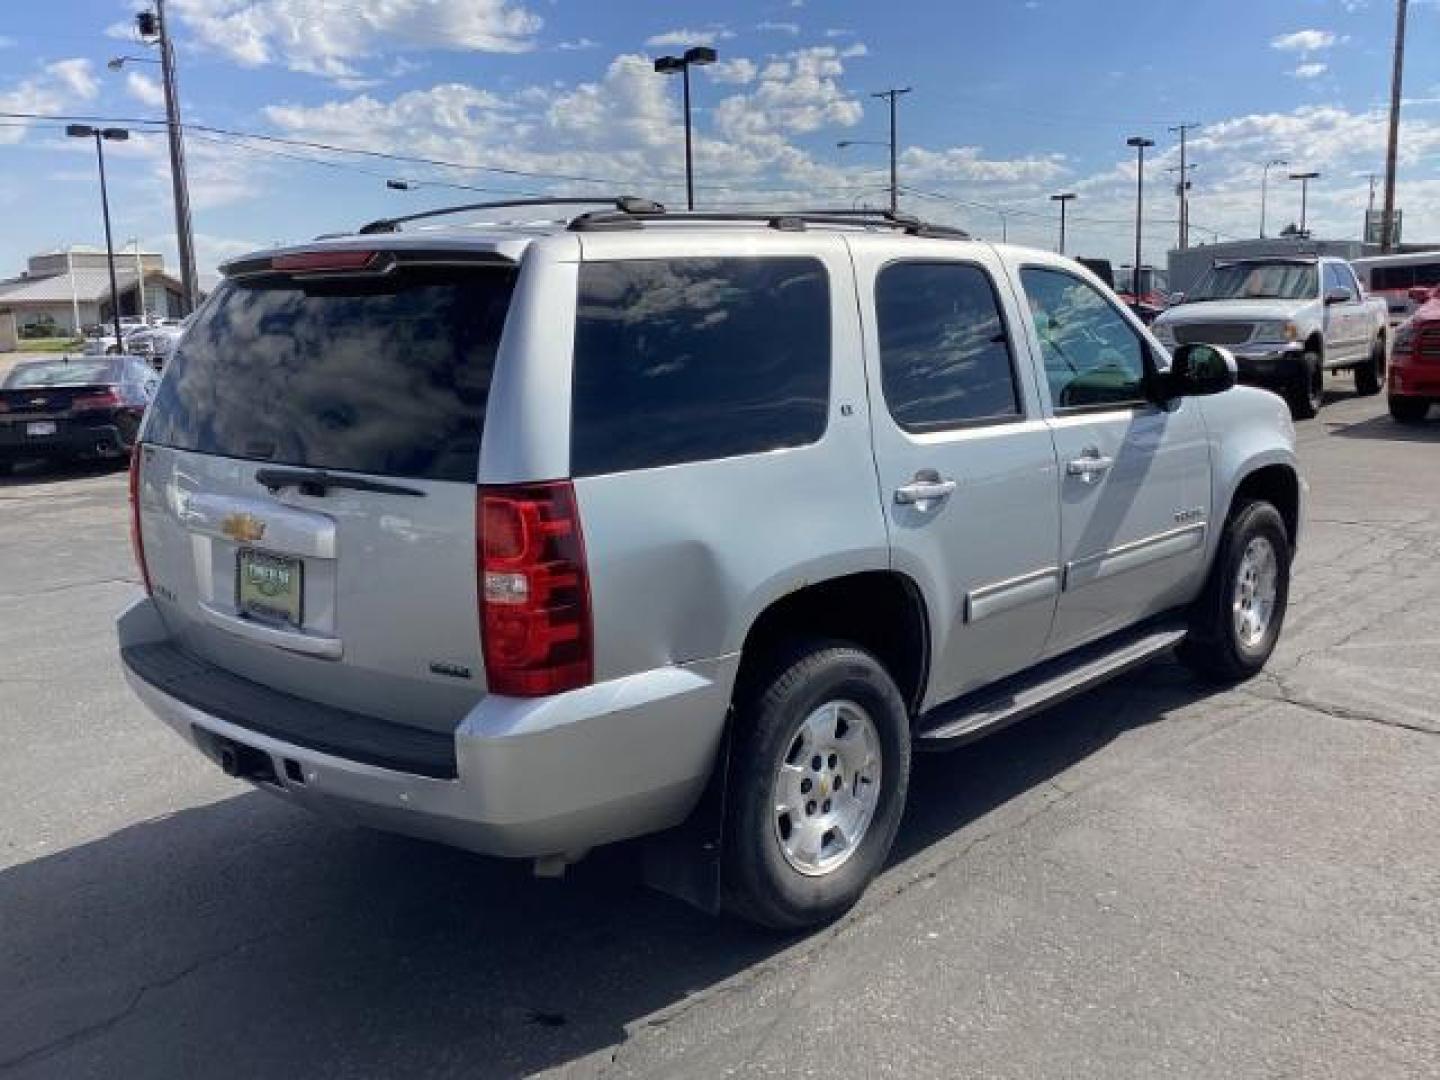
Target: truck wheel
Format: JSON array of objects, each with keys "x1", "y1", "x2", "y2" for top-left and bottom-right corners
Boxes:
[
  {"x1": 723, "y1": 641, "x2": 911, "y2": 930},
  {"x1": 1287, "y1": 350, "x2": 1324, "y2": 419},
  {"x1": 1354, "y1": 337, "x2": 1385, "y2": 397},
  {"x1": 1389, "y1": 395, "x2": 1430, "y2": 424},
  {"x1": 1177, "y1": 500, "x2": 1291, "y2": 684}
]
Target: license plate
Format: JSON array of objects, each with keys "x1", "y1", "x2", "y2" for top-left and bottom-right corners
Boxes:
[
  {"x1": 26, "y1": 421, "x2": 57, "y2": 437},
  {"x1": 236, "y1": 549, "x2": 303, "y2": 628}
]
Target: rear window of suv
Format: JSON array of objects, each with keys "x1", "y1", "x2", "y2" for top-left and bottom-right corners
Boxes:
[
  {"x1": 143, "y1": 264, "x2": 516, "y2": 482},
  {"x1": 571, "y1": 257, "x2": 830, "y2": 476}
]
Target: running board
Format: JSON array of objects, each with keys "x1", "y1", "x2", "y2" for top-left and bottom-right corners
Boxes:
[{"x1": 915, "y1": 619, "x2": 1189, "y2": 748}]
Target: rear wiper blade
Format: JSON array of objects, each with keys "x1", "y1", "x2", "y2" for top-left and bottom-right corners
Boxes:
[{"x1": 255, "y1": 467, "x2": 425, "y2": 498}]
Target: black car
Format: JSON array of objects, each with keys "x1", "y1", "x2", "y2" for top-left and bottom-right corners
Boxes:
[{"x1": 0, "y1": 356, "x2": 158, "y2": 474}]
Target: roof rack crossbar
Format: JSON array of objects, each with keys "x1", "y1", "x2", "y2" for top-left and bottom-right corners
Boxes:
[{"x1": 358, "y1": 195, "x2": 664, "y2": 235}]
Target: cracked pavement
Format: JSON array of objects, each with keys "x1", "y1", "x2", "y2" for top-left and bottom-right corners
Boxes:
[{"x1": 2, "y1": 383, "x2": 1438, "y2": 1078}]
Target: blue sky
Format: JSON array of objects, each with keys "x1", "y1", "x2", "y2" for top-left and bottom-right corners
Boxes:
[{"x1": 1, "y1": 0, "x2": 1437, "y2": 279}]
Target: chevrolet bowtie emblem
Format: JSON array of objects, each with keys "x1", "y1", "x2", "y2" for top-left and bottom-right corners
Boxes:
[{"x1": 221, "y1": 512, "x2": 267, "y2": 544}]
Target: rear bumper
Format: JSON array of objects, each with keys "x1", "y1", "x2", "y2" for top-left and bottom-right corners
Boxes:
[
  {"x1": 0, "y1": 419, "x2": 130, "y2": 460},
  {"x1": 118, "y1": 597, "x2": 736, "y2": 859}
]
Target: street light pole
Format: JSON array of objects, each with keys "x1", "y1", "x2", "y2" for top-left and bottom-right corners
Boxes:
[
  {"x1": 67, "y1": 125, "x2": 130, "y2": 349},
  {"x1": 1126, "y1": 136, "x2": 1154, "y2": 311},
  {"x1": 1260, "y1": 158, "x2": 1288, "y2": 238},
  {"x1": 870, "y1": 87, "x2": 911, "y2": 215},
  {"x1": 653, "y1": 46, "x2": 717, "y2": 210},
  {"x1": 1050, "y1": 192, "x2": 1077, "y2": 254},
  {"x1": 1290, "y1": 171, "x2": 1320, "y2": 238}
]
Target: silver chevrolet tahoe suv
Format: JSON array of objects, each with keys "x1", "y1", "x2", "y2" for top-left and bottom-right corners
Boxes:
[{"x1": 118, "y1": 198, "x2": 1303, "y2": 929}]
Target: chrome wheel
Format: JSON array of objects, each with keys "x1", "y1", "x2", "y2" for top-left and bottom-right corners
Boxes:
[
  {"x1": 771, "y1": 700, "x2": 882, "y2": 877},
  {"x1": 1232, "y1": 536, "x2": 1279, "y2": 648}
]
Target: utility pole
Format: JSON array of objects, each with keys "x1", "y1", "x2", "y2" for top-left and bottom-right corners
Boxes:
[
  {"x1": 1366, "y1": 172, "x2": 1378, "y2": 216},
  {"x1": 871, "y1": 87, "x2": 912, "y2": 215},
  {"x1": 1380, "y1": 0, "x2": 1408, "y2": 252},
  {"x1": 139, "y1": 1, "x2": 199, "y2": 313},
  {"x1": 1168, "y1": 122, "x2": 1200, "y2": 250}
]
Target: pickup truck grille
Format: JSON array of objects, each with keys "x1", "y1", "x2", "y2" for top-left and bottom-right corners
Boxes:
[
  {"x1": 1418, "y1": 326, "x2": 1440, "y2": 363},
  {"x1": 1172, "y1": 322, "x2": 1254, "y2": 346}
]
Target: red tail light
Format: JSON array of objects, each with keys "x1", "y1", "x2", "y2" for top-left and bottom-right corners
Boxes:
[
  {"x1": 73, "y1": 387, "x2": 123, "y2": 411},
  {"x1": 129, "y1": 448, "x2": 152, "y2": 596},
  {"x1": 478, "y1": 482, "x2": 593, "y2": 697}
]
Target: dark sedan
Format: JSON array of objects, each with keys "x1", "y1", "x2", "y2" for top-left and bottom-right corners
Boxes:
[{"x1": 0, "y1": 357, "x2": 158, "y2": 474}]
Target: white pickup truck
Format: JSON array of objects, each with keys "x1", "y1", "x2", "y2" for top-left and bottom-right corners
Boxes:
[{"x1": 1152, "y1": 255, "x2": 1389, "y2": 418}]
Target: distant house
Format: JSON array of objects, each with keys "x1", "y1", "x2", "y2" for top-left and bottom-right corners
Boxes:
[{"x1": 0, "y1": 247, "x2": 187, "y2": 350}]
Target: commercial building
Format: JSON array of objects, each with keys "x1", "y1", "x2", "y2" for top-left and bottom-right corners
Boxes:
[{"x1": 0, "y1": 246, "x2": 186, "y2": 350}]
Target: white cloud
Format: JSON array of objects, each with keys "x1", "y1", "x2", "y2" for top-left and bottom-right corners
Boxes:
[
  {"x1": 556, "y1": 37, "x2": 599, "y2": 51},
  {"x1": 170, "y1": 0, "x2": 543, "y2": 80},
  {"x1": 125, "y1": 70, "x2": 167, "y2": 107},
  {"x1": 903, "y1": 146, "x2": 1068, "y2": 185},
  {"x1": 757, "y1": 21, "x2": 801, "y2": 34},
  {"x1": 1291, "y1": 62, "x2": 1327, "y2": 79},
  {"x1": 0, "y1": 35, "x2": 15, "y2": 49},
  {"x1": 708, "y1": 58, "x2": 759, "y2": 85},
  {"x1": 824, "y1": 28, "x2": 853, "y2": 38},
  {"x1": 1270, "y1": 29, "x2": 1338, "y2": 52},
  {"x1": 644, "y1": 27, "x2": 734, "y2": 48},
  {"x1": 839, "y1": 42, "x2": 868, "y2": 58},
  {"x1": 47, "y1": 59, "x2": 99, "y2": 100},
  {"x1": 0, "y1": 59, "x2": 100, "y2": 145}
]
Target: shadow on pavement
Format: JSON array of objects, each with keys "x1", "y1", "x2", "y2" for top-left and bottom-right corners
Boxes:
[
  {"x1": 1323, "y1": 411, "x2": 1440, "y2": 443},
  {"x1": 0, "y1": 456, "x2": 128, "y2": 490},
  {"x1": 0, "y1": 660, "x2": 1214, "y2": 1079}
]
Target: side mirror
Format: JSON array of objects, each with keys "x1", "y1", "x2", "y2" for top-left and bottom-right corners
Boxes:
[
  {"x1": 1169, "y1": 291, "x2": 1185, "y2": 306},
  {"x1": 1157, "y1": 343, "x2": 1237, "y2": 400},
  {"x1": 1324, "y1": 286, "x2": 1353, "y2": 305},
  {"x1": 1409, "y1": 286, "x2": 1435, "y2": 304}
]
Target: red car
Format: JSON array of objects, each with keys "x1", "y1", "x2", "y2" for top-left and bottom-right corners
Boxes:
[{"x1": 1390, "y1": 286, "x2": 1440, "y2": 424}]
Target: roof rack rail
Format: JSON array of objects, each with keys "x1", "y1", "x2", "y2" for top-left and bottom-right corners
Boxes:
[
  {"x1": 569, "y1": 207, "x2": 970, "y2": 239},
  {"x1": 357, "y1": 195, "x2": 665, "y2": 235}
]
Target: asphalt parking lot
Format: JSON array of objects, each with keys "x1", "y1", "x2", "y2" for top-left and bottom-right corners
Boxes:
[{"x1": 2, "y1": 381, "x2": 1438, "y2": 1079}]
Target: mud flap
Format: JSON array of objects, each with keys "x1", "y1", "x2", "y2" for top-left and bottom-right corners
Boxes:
[{"x1": 641, "y1": 715, "x2": 733, "y2": 915}]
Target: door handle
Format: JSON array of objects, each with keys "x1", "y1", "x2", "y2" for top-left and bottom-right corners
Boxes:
[
  {"x1": 1066, "y1": 454, "x2": 1115, "y2": 482},
  {"x1": 894, "y1": 474, "x2": 957, "y2": 506}
]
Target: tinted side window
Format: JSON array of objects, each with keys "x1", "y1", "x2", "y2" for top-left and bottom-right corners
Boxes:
[
  {"x1": 875, "y1": 261, "x2": 1021, "y2": 430},
  {"x1": 1020, "y1": 266, "x2": 1148, "y2": 409},
  {"x1": 571, "y1": 257, "x2": 830, "y2": 476},
  {"x1": 1323, "y1": 263, "x2": 1347, "y2": 294}
]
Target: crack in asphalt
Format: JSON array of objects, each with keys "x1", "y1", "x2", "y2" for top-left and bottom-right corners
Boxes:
[
  {"x1": 1240, "y1": 673, "x2": 1438, "y2": 739},
  {"x1": 0, "y1": 916, "x2": 325, "y2": 1074}
]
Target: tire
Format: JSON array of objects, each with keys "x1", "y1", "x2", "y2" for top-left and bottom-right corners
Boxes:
[
  {"x1": 1354, "y1": 337, "x2": 1385, "y2": 397},
  {"x1": 723, "y1": 641, "x2": 911, "y2": 930},
  {"x1": 1287, "y1": 349, "x2": 1324, "y2": 419},
  {"x1": 1389, "y1": 395, "x2": 1430, "y2": 424},
  {"x1": 1177, "y1": 500, "x2": 1291, "y2": 684}
]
